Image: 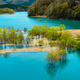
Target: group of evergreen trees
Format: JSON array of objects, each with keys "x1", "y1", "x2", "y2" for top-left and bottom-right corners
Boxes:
[{"x1": 28, "y1": 0, "x2": 80, "y2": 20}]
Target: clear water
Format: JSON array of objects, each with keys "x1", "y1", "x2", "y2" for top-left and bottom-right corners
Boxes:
[
  {"x1": 0, "y1": 11, "x2": 80, "y2": 80},
  {"x1": 0, "y1": 12, "x2": 80, "y2": 29},
  {"x1": 0, "y1": 45, "x2": 31, "y2": 50},
  {"x1": 0, "y1": 50, "x2": 80, "y2": 80}
]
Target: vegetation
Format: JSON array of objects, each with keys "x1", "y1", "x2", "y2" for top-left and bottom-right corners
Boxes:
[
  {"x1": 46, "y1": 49, "x2": 67, "y2": 65},
  {"x1": 46, "y1": 51, "x2": 59, "y2": 65},
  {"x1": 0, "y1": 24, "x2": 80, "y2": 65},
  {"x1": 77, "y1": 41, "x2": 80, "y2": 50},
  {"x1": 28, "y1": 0, "x2": 80, "y2": 20},
  {"x1": 58, "y1": 32, "x2": 76, "y2": 48},
  {"x1": 28, "y1": 24, "x2": 80, "y2": 51},
  {"x1": 38, "y1": 40, "x2": 44, "y2": 46},
  {"x1": 0, "y1": 4, "x2": 28, "y2": 11},
  {"x1": 0, "y1": 27, "x2": 24, "y2": 44},
  {"x1": 28, "y1": 24, "x2": 80, "y2": 65},
  {"x1": 49, "y1": 41, "x2": 55, "y2": 47},
  {"x1": 0, "y1": 8, "x2": 14, "y2": 14},
  {"x1": 0, "y1": 0, "x2": 36, "y2": 6},
  {"x1": 29, "y1": 24, "x2": 49, "y2": 38}
]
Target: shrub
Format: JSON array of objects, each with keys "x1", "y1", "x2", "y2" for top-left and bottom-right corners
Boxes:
[
  {"x1": 46, "y1": 51, "x2": 59, "y2": 65},
  {"x1": 38, "y1": 40, "x2": 44, "y2": 46},
  {"x1": 77, "y1": 41, "x2": 80, "y2": 50},
  {"x1": 46, "y1": 27, "x2": 59, "y2": 40},
  {"x1": 77, "y1": 35, "x2": 80, "y2": 40},
  {"x1": 58, "y1": 32, "x2": 76, "y2": 48},
  {"x1": 35, "y1": 44, "x2": 37, "y2": 47},
  {"x1": 49, "y1": 41, "x2": 55, "y2": 47}
]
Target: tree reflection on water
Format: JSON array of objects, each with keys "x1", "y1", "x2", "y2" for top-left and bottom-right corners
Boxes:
[
  {"x1": 46, "y1": 60, "x2": 68, "y2": 78},
  {"x1": 3, "y1": 53, "x2": 11, "y2": 59}
]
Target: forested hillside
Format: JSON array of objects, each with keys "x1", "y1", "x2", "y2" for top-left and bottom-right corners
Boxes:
[
  {"x1": 0, "y1": 0, "x2": 36, "y2": 6},
  {"x1": 0, "y1": 4, "x2": 28, "y2": 11},
  {"x1": 28, "y1": 0, "x2": 80, "y2": 20}
]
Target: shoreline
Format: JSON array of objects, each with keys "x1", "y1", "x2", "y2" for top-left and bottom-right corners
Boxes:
[
  {"x1": 0, "y1": 47, "x2": 58, "y2": 54},
  {"x1": 30, "y1": 15, "x2": 47, "y2": 18},
  {"x1": 30, "y1": 15, "x2": 80, "y2": 21},
  {"x1": 0, "y1": 13, "x2": 27, "y2": 15}
]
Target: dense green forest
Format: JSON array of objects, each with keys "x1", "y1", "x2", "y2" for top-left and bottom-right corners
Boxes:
[
  {"x1": 0, "y1": 4, "x2": 28, "y2": 11},
  {"x1": 28, "y1": 0, "x2": 80, "y2": 20},
  {"x1": 0, "y1": 8, "x2": 14, "y2": 14}
]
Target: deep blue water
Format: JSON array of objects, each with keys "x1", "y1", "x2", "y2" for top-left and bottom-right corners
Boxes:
[
  {"x1": 0, "y1": 50, "x2": 80, "y2": 80},
  {"x1": 0, "y1": 12, "x2": 80, "y2": 29}
]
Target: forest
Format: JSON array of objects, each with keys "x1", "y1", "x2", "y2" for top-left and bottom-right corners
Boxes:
[
  {"x1": 0, "y1": 8, "x2": 14, "y2": 14},
  {"x1": 0, "y1": 4, "x2": 28, "y2": 11},
  {"x1": 28, "y1": 0, "x2": 80, "y2": 20}
]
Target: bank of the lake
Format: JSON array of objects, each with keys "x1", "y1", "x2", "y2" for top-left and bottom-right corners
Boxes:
[
  {"x1": 0, "y1": 13, "x2": 27, "y2": 15},
  {"x1": 0, "y1": 47, "x2": 58, "y2": 54}
]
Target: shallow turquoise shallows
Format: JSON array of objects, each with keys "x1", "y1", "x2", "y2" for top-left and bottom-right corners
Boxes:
[
  {"x1": 0, "y1": 50, "x2": 80, "y2": 80},
  {"x1": 0, "y1": 12, "x2": 80, "y2": 29}
]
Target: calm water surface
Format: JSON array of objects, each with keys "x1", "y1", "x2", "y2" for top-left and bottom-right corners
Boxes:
[
  {"x1": 0, "y1": 12, "x2": 80, "y2": 80},
  {"x1": 0, "y1": 45, "x2": 31, "y2": 50},
  {"x1": 0, "y1": 50, "x2": 80, "y2": 80},
  {"x1": 0, "y1": 12, "x2": 80, "y2": 29}
]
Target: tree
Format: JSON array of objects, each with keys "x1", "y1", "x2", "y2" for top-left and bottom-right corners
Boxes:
[
  {"x1": 77, "y1": 35, "x2": 80, "y2": 40},
  {"x1": 0, "y1": 27, "x2": 3, "y2": 42},
  {"x1": 38, "y1": 40, "x2": 44, "y2": 46},
  {"x1": 59, "y1": 49, "x2": 67, "y2": 60},
  {"x1": 10, "y1": 29, "x2": 17, "y2": 44},
  {"x1": 77, "y1": 41, "x2": 80, "y2": 50},
  {"x1": 53, "y1": 4, "x2": 60, "y2": 18},
  {"x1": 46, "y1": 51, "x2": 59, "y2": 65},
  {"x1": 3, "y1": 28, "x2": 9, "y2": 43},
  {"x1": 49, "y1": 41, "x2": 55, "y2": 47},
  {"x1": 17, "y1": 31, "x2": 24, "y2": 43},
  {"x1": 58, "y1": 32, "x2": 76, "y2": 48},
  {"x1": 29, "y1": 24, "x2": 48, "y2": 38},
  {"x1": 23, "y1": 28, "x2": 27, "y2": 32},
  {"x1": 72, "y1": 5, "x2": 80, "y2": 19},
  {"x1": 46, "y1": 27, "x2": 59, "y2": 40},
  {"x1": 40, "y1": 24, "x2": 49, "y2": 37},
  {"x1": 60, "y1": 2, "x2": 69, "y2": 17},
  {"x1": 29, "y1": 25, "x2": 42, "y2": 36},
  {"x1": 59, "y1": 24, "x2": 65, "y2": 31}
]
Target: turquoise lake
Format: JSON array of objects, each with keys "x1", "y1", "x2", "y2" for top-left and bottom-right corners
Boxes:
[
  {"x1": 0, "y1": 12, "x2": 80, "y2": 80},
  {"x1": 0, "y1": 50, "x2": 80, "y2": 80},
  {"x1": 0, "y1": 12, "x2": 80, "y2": 29}
]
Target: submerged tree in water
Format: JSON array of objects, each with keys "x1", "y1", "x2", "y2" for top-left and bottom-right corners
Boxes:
[
  {"x1": 46, "y1": 49, "x2": 67, "y2": 65},
  {"x1": 46, "y1": 51, "x2": 59, "y2": 65}
]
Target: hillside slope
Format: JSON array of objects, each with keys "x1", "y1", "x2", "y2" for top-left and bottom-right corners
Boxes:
[
  {"x1": 0, "y1": 0, "x2": 36, "y2": 6},
  {"x1": 28, "y1": 0, "x2": 80, "y2": 20}
]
